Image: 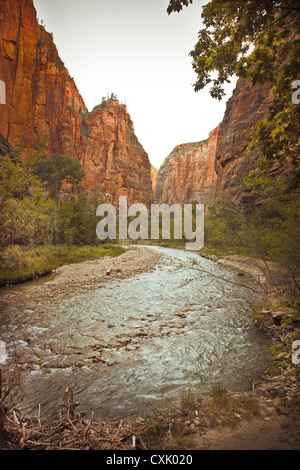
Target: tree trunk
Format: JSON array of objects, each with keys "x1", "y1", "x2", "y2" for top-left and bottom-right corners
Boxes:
[{"x1": 51, "y1": 193, "x2": 59, "y2": 245}]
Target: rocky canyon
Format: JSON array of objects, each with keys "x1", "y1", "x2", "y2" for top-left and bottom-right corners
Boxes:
[
  {"x1": 154, "y1": 77, "x2": 276, "y2": 207},
  {"x1": 154, "y1": 126, "x2": 219, "y2": 206},
  {"x1": 1, "y1": 0, "x2": 289, "y2": 210},
  {"x1": 0, "y1": 0, "x2": 152, "y2": 206}
]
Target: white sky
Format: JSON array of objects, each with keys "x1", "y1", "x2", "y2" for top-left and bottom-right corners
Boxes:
[{"x1": 33, "y1": 0, "x2": 236, "y2": 170}]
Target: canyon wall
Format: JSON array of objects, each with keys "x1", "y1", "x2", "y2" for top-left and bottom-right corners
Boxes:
[
  {"x1": 150, "y1": 164, "x2": 158, "y2": 195},
  {"x1": 154, "y1": 78, "x2": 274, "y2": 207},
  {"x1": 0, "y1": 0, "x2": 86, "y2": 160},
  {"x1": 214, "y1": 78, "x2": 273, "y2": 205},
  {"x1": 154, "y1": 129, "x2": 218, "y2": 205},
  {"x1": 0, "y1": 0, "x2": 152, "y2": 206},
  {"x1": 80, "y1": 100, "x2": 152, "y2": 206},
  {"x1": 1, "y1": 0, "x2": 290, "y2": 211}
]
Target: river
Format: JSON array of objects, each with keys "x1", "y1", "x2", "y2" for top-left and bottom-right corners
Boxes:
[{"x1": 0, "y1": 246, "x2": 271, "y2": 420}]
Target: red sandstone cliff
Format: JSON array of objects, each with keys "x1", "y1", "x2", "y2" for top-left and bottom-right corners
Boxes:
[
  {"x1": 151, "y1": 164, "x2": 158, "y2": 195},
  {"x1": 1, "y1": 0, "x2": 290, "y2": 212},
  {"x1": 0, "y1": 0, "x2": 152, "y2": 206},
  {"x1": 80, "y1": 100, "x2": 152, "y2": 206},
  {"x1": 154, "y1": 131, "x2": 218, "y2": 205},
  {"x1": 154, "y1": 77, "x2": 274, "y2": 207},
  {"x1": 214, "y1": 78, "x2": 274, "y2": 205},
  {"x1": 0, "y1": 0, "x2": 86, "y2": 158}
]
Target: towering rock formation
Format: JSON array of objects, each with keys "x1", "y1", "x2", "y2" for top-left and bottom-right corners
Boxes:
[
  {"x1": 154, "y1": 130, "x2": 218, "y2": 205},
  {"x1": 1, "y1": 0, "x2": 292, "y2": 212},
  {"x1": 150, "y1": 164, "x2": 158, "y2": 196},
  {"x1": 0, "y1": 0, "x2": 86, "y2": 158},
  {"x1": 0, "y1": 0, "x2": 152, "y2": 206},
  {"x1": 214, "y1": 78, "x2": 273, "y2": 205},
  {"x1": 154, "y1": 77, "x2": 274, "y2": 208},
  {"x1": 80, "y1": 100, "x2": 152, "y2": 206}
]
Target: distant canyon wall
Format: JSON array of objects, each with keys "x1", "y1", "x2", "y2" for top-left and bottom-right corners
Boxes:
[
  {"x1": 0, "y1": 0, "x2": 152, "y2": 206},
  {"x1": 0, "y1": 0, "x2": 285, "y2": 211},
  {"x1": 154, "y1": 131, "x2": 218, "y2": 206},
  {"x1": 154, "y1": 78, "x2": 274, "y2": 207},
  {"x1": 214, "y1": 78, "x2": 274, "y2": 205},
  {"x1": 155, "y1": 79, "x2": 272, "y2": 205}
]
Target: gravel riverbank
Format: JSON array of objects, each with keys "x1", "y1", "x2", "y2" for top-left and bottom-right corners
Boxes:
[
  {"x1": 1, "y1": 245, "x2": 299, "y2": 450},
  {"x1": 42, "y1": 246, "x2": 162, "y2": 295}
]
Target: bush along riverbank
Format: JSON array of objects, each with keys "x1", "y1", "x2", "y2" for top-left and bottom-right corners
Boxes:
[
  {"x1": 0, "y1": 243, "x2": 126, "y2": 287},
  {"x1": 199, "y1": 246, "x2": 300, "y2": 409},
  {"x1": 136, "y1": 245, "x2": 300, "y2": 448}
]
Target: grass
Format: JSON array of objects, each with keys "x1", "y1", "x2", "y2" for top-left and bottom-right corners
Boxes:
[
  {"x1": 276, "y1": 396, "x2": 300, "y2": 414},
  {"x1": 141, "y1": 385, "x2": 261, "y2": 450},
  {"x1": 180, "y1": 387, "x2": 200, "y2": 415},
  {"x1": 0, "y1": 243, "x2": 126, "y2": 286}
]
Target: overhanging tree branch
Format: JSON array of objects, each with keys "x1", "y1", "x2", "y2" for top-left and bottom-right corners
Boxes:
[{"x1": 175, "y1": 264, "x2": 265, "y2": 294}]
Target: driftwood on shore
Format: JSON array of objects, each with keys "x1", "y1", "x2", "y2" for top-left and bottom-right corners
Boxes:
[{"x1": 0, "y1": 386, "x2": 147, "y2": 450}]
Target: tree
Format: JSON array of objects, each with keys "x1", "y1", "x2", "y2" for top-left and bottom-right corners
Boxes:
[
  {"x1": 57, "y1": 189, "x2": 103, "y2": 246},
  {"x1": 0, "y1": 151, "x2": 44, "y2": 225},
  {"x1": 167, "y1": 0, "x2": 300, "y2": 166},
  {"x1": 32, "y1": 153, "x2": 84, "y2": 244},
  {"x1": 167, "y1": 0, "x2": 193, "y2": 14}
]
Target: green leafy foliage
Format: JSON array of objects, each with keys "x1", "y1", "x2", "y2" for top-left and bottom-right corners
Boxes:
[
  {"x1": 0, "y1": 152, "x2": 42, "y2": 213},
  {"x1": 0, "y1": 244, "x2": 125, "y2": 286},
  {"x1": 0, "y1": 144, "x2": 112, "y2": 284},
  {"x1": 57, "y1": 190, "x2": 103, "y2": 246},
  {"x1": 168, "y1": 0, "x2": 300, "y2": 165},
  {"x1": 0, "y1": 196, "x2": 54, "y2": 247},
  {"x1": 31, "y1": 152, "x2": 84, "y2": 244},
  {"x1": 204, "y1": 182, "x2": 300, "y2": 294},
  {"x1": 167, "y1": 0, "x2": 193, "y2": 15},
  {"x1": 32, "y1": 152, "x2": 84, "y2": 204}
]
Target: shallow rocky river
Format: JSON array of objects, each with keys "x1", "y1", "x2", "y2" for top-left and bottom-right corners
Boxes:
[{"x1": 0, "y1": 246, "x2": 271, "y2": 420}]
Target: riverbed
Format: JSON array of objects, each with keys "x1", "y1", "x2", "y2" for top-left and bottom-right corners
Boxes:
[{"x1": 0, "y1": 246, "x2": 271, "y2": 420}]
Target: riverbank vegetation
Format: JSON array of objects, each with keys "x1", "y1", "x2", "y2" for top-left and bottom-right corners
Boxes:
[
  {"x1": 0, "y1": 135, "x2": 123, "y2": 286},
  {"x1": 1, "y1": 376, "x2": 297, "y2": 450},
  {"x1": 203, "y1": 176, "x2": 300, "y2": 298},
  {"x1": 165, "y1": 0, "x2": 300, "y2": 311},
  {"x1": 0, "y1": 244, "x2": 125, "y2": 286}
]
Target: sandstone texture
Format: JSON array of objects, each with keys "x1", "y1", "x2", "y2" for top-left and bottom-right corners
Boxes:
[
  {"x1": 1, "y1": 1, "x2": 295, "y2": 211},
  {"x1": 0, "y1": 0, "x2": 86, "y2": 158},
  {"x1": 150, "y1": 164, "x2": 158, "y2": 195},
  {"x1": 214, "y1": 78, "x2": 273, "y2": 205},
  {"x1": 154, "y1": 136, "x2": 217, "y2": 205},
  {"x1": 0, "y1": 0, "x2": 152, "y2": 206},
  {"x1": 154, "y1": 78, "x2": 275, "y2": 207},
  {"x1": 81, "y1": 100, "x2": 152, "y2": 206}
]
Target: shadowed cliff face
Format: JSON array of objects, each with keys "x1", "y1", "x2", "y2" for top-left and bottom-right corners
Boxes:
[
  {"x1": 214, "y1": 78, "x2": 273, "y2": 205},
  {"x1": 0, "y1": 0, "x2": 153, "y2": 206},
  {"x1": 154, "y1": 77, "x2": 274, "y2": 207}
]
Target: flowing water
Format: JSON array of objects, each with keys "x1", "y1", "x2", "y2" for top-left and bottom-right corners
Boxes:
[{"x1": 0, "y1": 246, "x2": 271, "y2": 419}]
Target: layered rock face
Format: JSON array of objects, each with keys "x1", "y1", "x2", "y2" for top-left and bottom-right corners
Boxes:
[
  {"x1": 0, "y1": 0, "x2": 86, "y2": 158},
  {"x1": 150, "y1": 164, "x2": 158, "y2": 195},
  {"x1": 80, "y1": 101, "x2": 152, "y2": 206},
  {"x1": 214, "y1": 78, "x2": 273, "y2": 205},
  {"x1": 154, "y1": 77, "x2": 274, "y2": 207},
  {"x1": 154, "y1": 131, "x2": 218, "y2": 205},
  {"x1": 0, "y1": 0, "x2": 152, "y2": 206}
]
